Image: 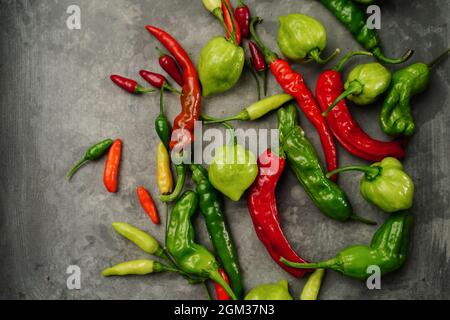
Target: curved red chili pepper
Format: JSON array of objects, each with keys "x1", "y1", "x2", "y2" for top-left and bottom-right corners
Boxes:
[
  {"x1": 213, "y1": 268, "x2": 232, "y2": 300},
  {"x1": 316, "y1": 70, "x2": 406, "y2": 161},
  {"x1": 156, "y1": 47, "x2": 184, "y2": 87},
  {"x1": 146, "y1": 26, "x2": 202, "y2": 150},
  {"x1": 248, "y1": 149, "x2": 310, "y2": 278},
  {"x1": 103, "y1": 139, "x2": 122, "y2": 193},
  {"x1": 235, "y1": 0, "x2": 250, "y2": 39},
  {"x1": 222, "y1": 0, "x2": 242, "y2": 45}
]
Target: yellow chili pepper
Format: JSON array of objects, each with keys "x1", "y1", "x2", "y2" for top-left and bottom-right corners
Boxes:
[
  {"x1": 300, "y1": 269, "x2": 326, "y2": 300},
  {"x1": 157, "y1": 142, "x2": 173, "y2": 195}
]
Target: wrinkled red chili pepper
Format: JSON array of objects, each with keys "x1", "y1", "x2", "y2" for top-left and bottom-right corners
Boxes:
[
  {"x1": 146, "y1": 26, "x2": 202, "y2": 150},
  {"x1": 139, "y1": 70, "x2": 181, "y2": 94},
  {"x1": 248, "y1": 149, "x2": 310, "y2": 278},
  {"x1": 250, "y1": 18, "x2": 338, "y2": 179},
  {"x1": 103, "y1": 139, "x2": 122, "y2": 193},
  {"x1": 235, "y1": 0, "x2": 250, "y2": 39},
  {"x1": 316, "y1": 52, "x2": 406, "y2": 162},
  {"x1": 213, "y1": 268, "x2": 232, "y2": 300},
  {"x1": 156, "y1": 47, "x2": 184, "y2": 87},
  {"x1": 110, "y1": 75, "x2": 154, "y2": 94},
  {"x1": 222, "y1": 0, "x2": 242, "y2": 46}
]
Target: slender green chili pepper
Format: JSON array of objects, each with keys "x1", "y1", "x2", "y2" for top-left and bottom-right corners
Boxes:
[
  {"x1": 300, "y1": 269, "x2": 326, "y2": 300},
  {"x1": 102, "y1": 260, "x2": 177, "y2": 277},
  {"x1": 278, "y1": 104, "x2": 375, "y2": 225},
  {"x1": 155, "y1": 88, "x2": 172, "y2": 150},
  {"x1": 190, "y1": 164, "x2": 244, "y2": 299},
  {"x1": 380, "y1": 49, "x2": 450, "y2": 137},
  {"x1": 318, "y1": 0, "x2": 413, "y2": 64},
  {"x1": 166, "y1": 191, "x2": 238, "y2": 300},
  {"x1": 66, "y1": 139, "x2": 113, "y2": 181},
  {"x1": 282, "y1": 211, "x2": 413, "y2": 280},
  {"x1": 203, "y1": 93, "x2": 294, "y2": 124},
  {"x1": 159, "y1": 162, "x2": 187, "y2": 203}
]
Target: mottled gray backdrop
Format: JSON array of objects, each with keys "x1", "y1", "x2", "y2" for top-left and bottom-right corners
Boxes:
[{"x1": 0, "y1": 0, "x2": 448, "y2": 300}]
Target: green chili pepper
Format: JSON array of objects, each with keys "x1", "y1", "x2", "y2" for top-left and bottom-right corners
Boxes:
[
  {"x1": 167, "y1": 191, "x2": 238, "y2": 300},
  {"x1": 155, "y1": 88, "x2": 172, "y2": 150},
  {"x1": 65, "y1": 139, "x2": 113, "y2": 181},
  {"x1": 102, "y1": 260, "x2": 174, "y2": 277},
  {"x1": 278, "y1": 13, "x2": 340, "y2": 64},
  {"x1": 190, "y1": 164, "x2": 244, "y2": 299},
  {"x1": 318, "y1": 0, "x2": 413, "y2": 64},
  {"x1": 279, "y1": 104, "x2": 375, "y2": 224},
  {"x1": 323, "y1": 62, "x2": 391, "y2": 116},
  {"x1": 327, "y1": 157, "x2": 414, "y2": 213},
  {"x1": 244, "y1": 280, "x2": 294, "y2": 300},
  {"x1": 300, "y1": 269, "x2": 326, "y2": 300},
  {"x1": 352, "y1": 0, "x2": 375, "y2": 4},
  {"x1": 203, "y1": 93, "x2": 294, "y2": 124},
  {"x1": 380, "y1": 49, "x2": 450, "y2": 137},
  {"x1": 160, "y1": 162, "x2": 187, "y2": 203},
  {"x1": 282, "y1": 211, "x2": 413, "y2": 280}
]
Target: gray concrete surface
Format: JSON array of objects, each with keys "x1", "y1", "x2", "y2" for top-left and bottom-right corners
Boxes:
[{"x1": 0, "y1": 0, "x2": 448, "y2": 300}]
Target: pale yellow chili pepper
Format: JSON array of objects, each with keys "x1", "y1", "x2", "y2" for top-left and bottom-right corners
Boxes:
[
  {"x1": 157, "y1": 142, "x2": 173, "y2": 195},
  {"x1": 300, "y1": 269, "x2": 326, "y2": 300}
]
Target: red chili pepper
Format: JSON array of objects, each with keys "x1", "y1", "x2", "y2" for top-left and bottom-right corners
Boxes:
[
  {"x1": 213, "y1": 268, "x2": 232, "y2": 300},
  {"x1": 103, "y1": 139, "x2": 122, "y2": 193},
  {"x1": 110, "y1": 75, "x2": 154, "y2": 94},
  {"x1": 139, "y1": 70, "x2": 181, "y2": 94},
  {"x1": 249, "y1": 40, "x2": 267, "y2": 96},
  {"x1": 156, "y1": 47, "x2": 184, "y2": 87},
  {"x1": 248, "y1": 149, "x2": 310, "y2": 278},
  {"x1": 316, "y1": 52, "x2": 406, "y2": 162},
  {"x1": 146, "y1": 26, "x2": 202, "y2": 151},
  {"x1": 250, "y1": 18, "x2": 338, "y2": 179},
  {"x1": 136, "y1": 186, "x2": 160, "y2": 225},
  {"x1": 235, "y1": 0, "x2": 250, "y2": 39},
  {"x1": 222, "y1": 0, "x2": 242, "y2": 46}
]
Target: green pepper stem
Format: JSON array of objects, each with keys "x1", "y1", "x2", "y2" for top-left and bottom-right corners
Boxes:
[
  {"x1": 164, "y1": 204, "x2": 169, "y2": 246},
  {"x1": 246, "y1": 58, "x2": 261, "y2": 101},
  {"x1": 334, "y1": 51, "x2": 374, "y2": 72},
  {"x1": 326, "y1": 165, "x2": 381, "y2": 180},
  {"x1": 309, "y1": 48, "x2": 341, "y2": 65},
  {"x1": 202, "y1": 111, "x2": 249, "y2": 124},
  {"x1": 427, "y1": 48, "x2": 450, "y2": 69},
  {"x1": 209, "y1": 270, "x2": 238, "y2": 300},
  {"x1": 212, "y1": 7, "x2": 224, "y2": 22},
  {"x1": 201, "y1": 115, "x2": 237, "y2": 144},
  {"x1": 350, "y1": 214, "x2": 377, "y2": 226},
  {"x1": 65, "y1": 158, "x2": 89, "y2": 181},
  {"x1": 135, "y1": 85, "x2": 155, "y2": 94},
  {"x1": 250, "y1": 17, "x2": 277, "y2": 64},
  {"x1": 155, "y1": 46, "x2": 166, "y2": 58},
  {"x1": 262, "y1": 69, "x2": 268, "y2": 96},
  {"x1": 222, "y1": 0, "x2": 238, "y2": 46},
  {"x1": 162, "y1": 82, "x2": 182, "y2": 95},
  {"x1": 159, "y1": 88, "x2": 164, "y2": 115},
  {"x1": 322, "y1": 81, "x2": 363, "y2": 117},
  {"x1": 372, "y1": 47, "x2": 414, "y2": 65},
  {"x1": 280, "y1": 257, "x2": 337, "y2": 270},
  {"x1": 203, "y1": 283, "x2": 213, "y2": 300},
  {"x1": 160, "y1": 164, "x2": 187, "y2": 203}
]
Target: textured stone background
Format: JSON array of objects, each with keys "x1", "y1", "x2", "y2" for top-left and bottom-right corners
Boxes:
[{"x1": 0, "y1": 0, "x2": 448, "y2": 300}]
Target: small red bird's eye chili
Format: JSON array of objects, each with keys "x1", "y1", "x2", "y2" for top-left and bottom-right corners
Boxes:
[
  {"x1": 213, "y1": 268, "x2": 232, "y2": 300},
  {"x1": 235, "y1": 0, "x2": 250, "y2": 39},
  {"x1": 248, "y1": 149, "x2": 310, "y2": 278},
  {"x1": 103, "y1": 139, "x2": 122, "y2": 193},
  {"x1": 156, "y1": 47, "x2": 184, "y2": 87},
  {"x1": 250, "y1": 18, "x2": 338, "y2": 179},
  {"x1": 146, "y1": 26, "x2": 202, "y2": 151},
  {"x1": 249, "y1": 41, "x2": 268, "y2": 96},
  {"x1": 222, "y1": 0, "x2": 242, "y2": 46},
  {"x1": 316, "y1": 51, "x2": 406, "y2": 162},
  {"x1": 139, "y1": 70, "x2": 181, "y2": 94},
  {"x1": 137, "y1": 186, "x2": 160, "y2": 225},
  {"x1": 110, "y1": 75, "x2": 154, "y2": 94}
]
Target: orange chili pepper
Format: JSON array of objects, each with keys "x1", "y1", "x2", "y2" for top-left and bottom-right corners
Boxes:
[
  {"x1": 213, "y1": 268, "x2": 232, "y2": 300},
  {"x1": 103, "y1": 139, "x2": 122, "y2": 193},
  {"x1": 137, "y1": 187, "x2": 160, "y2": 225}
]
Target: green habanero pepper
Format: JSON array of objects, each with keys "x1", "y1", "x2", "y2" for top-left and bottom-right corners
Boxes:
[
  {"x1": 244, "y1": 280, "x2": 294, "y2": 300},
  {"x1": 167, "y1": 191, "x2": 238, "y2": 300},
  {"x1": 190, "y1": 164, "x2": 244, "y2": 299},
  {"x1": 327, "y1": 157, "x2": 414, "y2": 213},
  {"x1": 66, "y1": 139, "x2": 113, "y2": 181},
  {"x1": 278, "y1": 13, "x2": 340, "y2": 64},
  {"x1": 282, "y1": 211, "x2": 413, "y2": 280},
  {"x1": 380, "y1": 49, "x2": 450, "y2": 137},
  {"x1": 198, "y1": 2, "x2": 244, "y2": 97},
  {"x1": 323, "y1": 62, "x2": 391, "y2": 115},
  {"x1": 101, "y1": 259, "x2": 175, "y2": 277},
  {"x1": 300, "y1": 269, "x2": 326, "y2": 301},
  {"x1": 278, "y1": 104, "x2": 375, "y2": 224}
]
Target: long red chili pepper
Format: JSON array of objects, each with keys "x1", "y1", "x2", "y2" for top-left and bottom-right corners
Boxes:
[
  {"x1": 136, "y1": 186, "x2": 160, "y2": 225},
  {"x1": 213, "y1": 268, "x2": 232, "y2": 300},
  {"x1": 250, "y1": 18, "x2": 338, "y2": 179},
  {"x1": 222, "y1": 0, "x2": 242, "y2": 46},
  {"x1": 316, "y1": 52, "x2": 406, "y2": 161},
  {"x1": 110, "y1": 75, "x2": 154, "y2": 94},
  {"x1": 248, "y1": 149, "x2": 310, "y2": 278},
  {"x1": 235, "y1": 0, "x2": 250, "y2": 39},
  {"x1": 156, "y1": 47, "x2": 184, "y2": 87},
  {"x1": 103, "y1": 139, "x2": 122, "y2": 193},
  {"x1": 146, "y1": 26, "x2": 202, "y2": 150}
]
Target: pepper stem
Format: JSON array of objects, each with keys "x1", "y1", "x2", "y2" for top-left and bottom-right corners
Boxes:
[
  {"x1": 246, "y1": 58, "x2": 261, "y2": 101},
  {"x1": 201, "y1": 115, "x2": 237, "y2": 144},
  {"x1": 262, "y1": 69, "x2": 268, "y2": 96},
  {"x1": 203, "y1": 283, "x2": 213, "y2": 300},
  {"x1": 160, "y1": 164, "x2": 186, "y2": 203},
  {"x1": 334, "y1": 51, "x2": 374, "y2": 72},
  {"x1": 162, "y1": 82, "x2": 182, "y2": 95},
  {"x1": 159, "y1": 88, "x2": 164, "y2": 115},
  {"x1": 202, "y1": 112, "x2": 248, "y2": 124},
  {"x1": 322, "y1": 81, "x2": 363, "y2": 117},
  {"x1": 250, "y1": 17, "x2": 277, "y2": 64},
  {"x1": 155, "y1": 46, "x2": 166, "y2": 58},
  {"x1": 280, "y1": 257, "x2": 337, "y2": 270},
  {"x1": 222, "y1": 0, "x2": 238, "y2": 46},
  {"x1": 65, "y1": 158, "x2": 89, "y2": 181},
  {"x1": 135, "y1": 85, "x2": 155, "y2": 94},
  {"x1": 372, "y1": 47, "x2": 414, "y2": 65},
  {"x1": 209, "y1": 270, "x2": 238, "y2": 300},
  {"x1": 326, "y1": 165, "x2": 381, "y2": 181},
  {"x1": 427, "y1": 48, "x2": 450, "y2": 69},
  {"x1": 212, "y1": 7, "x2": 224, "y2": 22},
  {"x1": 350, "y1": 214, "x2": 377, "y2": 225},
  {"x1": 309, "y1": 48, "x2": 341, "y2": 65}
]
